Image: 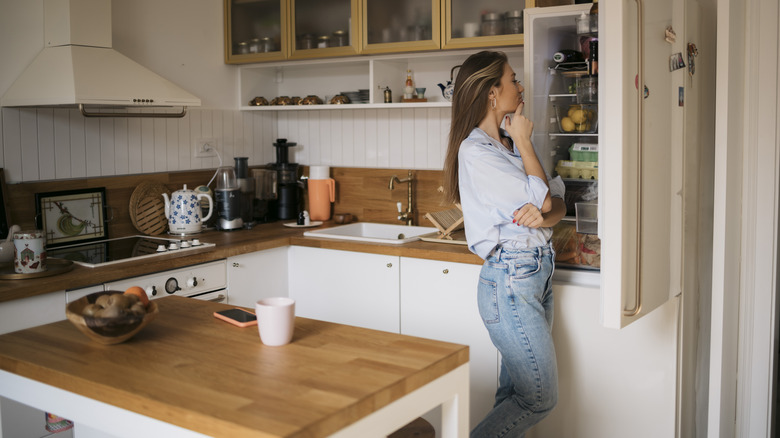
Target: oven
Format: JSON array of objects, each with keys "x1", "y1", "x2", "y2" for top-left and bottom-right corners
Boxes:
[{"x1": 103, "y1": 260, "x2": 227, "y2": 303}]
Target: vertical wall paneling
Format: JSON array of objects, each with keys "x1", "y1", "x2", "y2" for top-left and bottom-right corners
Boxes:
[
  {"x1": 178, "y1": 112, "x2": 191, "y2": 171},
  {"x1": 320, "y1": 111, "x2": 333, "y2": 165},
  {"x1": 353, "y1": 110, "x2": 366, "y2": 167},
  {"x1": 427, "y1": 108, "x2": 442, "y2": 169},
  {"x1": 0, "y1": 107, "x2": 452, "y2": 183},
  {"x1": 364, "y1": 109, "x2": 378, "y2": 166},
  {"x1": 342, "y1": 110, "x2": 355, "y2": 167},
  {"x1": 99, "y1": 115, "x2": 115, "y2": 176},
  {"x1": 400, "y1": 108, "x2": 415, "y2": 169},
  {"x1": 126, "y1": 117, "x2": 142, "y2": 174},
  {"x1": 387, "y1": 109, "x2": 402, "y2": 168},
  {"x1": 114, "y1": 115, "x2": 129, "y2": 176},
  {"x1": 53, "y1": 109, "x2": 71, "y2": 179},
  {"x1": 140, "y1": 117, "x2": 154, "y2": 173},
  {"x1": 376, "y1": 109, "x2": 389, "y2": 167},
  {"x1": 36, "y1": 108, "x2": 55, "y2": 180},
  {"x1": 20, "y1": 109, "x2": 39, "y2": 181},
  {"x1": 189, "y1": 109, "x2": 203, "y2": 170},
  {"x1": 69, "y1": 109, "x2": 86, "y2": 179},
  {"x1": 166, "y1": 116, "x2": 179, "y2": 172}
]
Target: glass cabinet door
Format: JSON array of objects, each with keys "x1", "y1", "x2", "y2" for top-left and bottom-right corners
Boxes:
[
  {"x1": 289, "y1": 0, "x2": 360, "y2": 59},
  {"x1": 224, "y1": 0, "x2": 288, "y2": 63},
  {"x1": 361, "y1": 0, "x2": 440, "y2": 54},
  {"x1": 443, "y1": 0, "x2": 535, "y2": 50}
]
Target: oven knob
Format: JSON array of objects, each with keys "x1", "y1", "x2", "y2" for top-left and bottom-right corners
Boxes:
[
  {"x1": 168, "y1": 242, "x2": 179, "y2": 250},
  {"x1": 186, "y1": 277, "x2": 198, "y2": 288},
  {"x1": 146, "y1": 286, "x2": 157, "y2": 297},
  {"x1": 165, "y1": 277, "x2": 180, "y2": 294},
  {"x1": 156, "y1": 245, "x2": 167, "y2": 252}
]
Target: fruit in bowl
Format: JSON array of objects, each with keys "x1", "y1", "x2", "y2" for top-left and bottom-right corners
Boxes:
[{"x1": 66, "y1": 289, "x2": 158, "y2": 345}]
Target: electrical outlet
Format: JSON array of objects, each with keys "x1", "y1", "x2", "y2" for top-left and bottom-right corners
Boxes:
[{"x1": 194, "y1": 139, "x2": 217, "y2": 158}]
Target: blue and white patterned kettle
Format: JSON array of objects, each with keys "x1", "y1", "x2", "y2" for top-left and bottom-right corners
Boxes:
[{"x1": 162, "y1": 184, "x2": 213, "y2": 234}]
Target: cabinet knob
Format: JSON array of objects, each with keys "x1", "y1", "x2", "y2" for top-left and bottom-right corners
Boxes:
[
  {"x1": 442, "y1": 269, "x2": 449, "y2": 274},
  {"x1": 232, "y1": 262, "x2": 239, "y2": 268},
  {"x1": 387, "y1": 263, "x2": 393, "y2": 268}
]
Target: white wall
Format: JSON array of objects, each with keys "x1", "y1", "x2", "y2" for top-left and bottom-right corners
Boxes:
[{"x1": 0, "y1": 0, "x2": 453, "y2": 183}]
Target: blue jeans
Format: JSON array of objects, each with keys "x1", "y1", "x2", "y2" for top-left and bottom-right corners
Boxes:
[{"x1": 470, "y1": 244, "x2": 557, "y2": 438}]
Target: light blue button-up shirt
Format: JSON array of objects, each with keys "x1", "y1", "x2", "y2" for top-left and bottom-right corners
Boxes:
[{"x1": 458, "y1": 127, "x2": 565, "y2": 259}]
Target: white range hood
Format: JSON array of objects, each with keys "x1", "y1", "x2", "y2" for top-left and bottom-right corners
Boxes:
[{"x1": 1, "y1": 0, "x2": 201, "y2": 117}]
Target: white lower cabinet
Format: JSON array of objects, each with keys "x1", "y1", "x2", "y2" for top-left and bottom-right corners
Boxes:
[
  {"x1": 527, "y1": 283, "x2": 678, "y2": 438},
  {"x1": 287, "y1": 246, "x2": 400, "y2": 333},
  {"x1": 399, "y1": 257, "x2": 497, "y2": 431},
  {"x1": 227, "y1": 247, "x2": 290, "y2": 308}
]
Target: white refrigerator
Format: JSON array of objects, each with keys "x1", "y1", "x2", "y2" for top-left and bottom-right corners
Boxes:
[{"x1": 523, "y1": 2, "x2": 700, "y2": 437}]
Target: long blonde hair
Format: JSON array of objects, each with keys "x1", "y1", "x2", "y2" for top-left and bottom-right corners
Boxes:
[{"x1": 443, "y1": 51, "x2": 508, "y2": 204}]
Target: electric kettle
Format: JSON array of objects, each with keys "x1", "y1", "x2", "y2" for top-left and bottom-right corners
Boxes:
[{"x1": 162, "y1": 184, "x2": 214, "y2": 234}]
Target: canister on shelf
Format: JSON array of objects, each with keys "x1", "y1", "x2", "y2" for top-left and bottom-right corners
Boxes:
[
  {"x1": 317, "y1": 35, "x2": 330, "y2": 48},
  {"x1": 332, "y1": 30, "x2": 348, "y2": 47},
  {"x1": 481, "y1": 12, "x2": 503, "y2": 36},
  {"x1": 384, "y1": 87, "x2": 392, "y2": 103},
  {"x1": 504, "y1": 10, "x2": 523, "y2": 34},
  {"x1": 260, "y1": 37, "x2": 274, "y2": 52},
  {"x1": 298, "y1": 34, "x2": 315, "y2": 49},
  {"x1": 248, "y1": 38, "x2": 260, "y2": 53},
  {"x1": 236, "y1": 41, "x2": 249, "y2": 55}
]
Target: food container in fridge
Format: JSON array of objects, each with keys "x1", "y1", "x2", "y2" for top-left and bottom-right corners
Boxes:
[
  {"x1": 555, "y1": 159, "x2": 598, "y2": 180},
  {"x1": 554, "y1": 104, "x2": 598, "y2": 134},
  {"x1": 568, "y1": 143, "x2": 598, "y2": 161},
  {"x1": 575, "y1": 202, "x2": 598, "y2": 234},
  {"x1": 551, "y1": 221, "x2": 601, "y2": 269}
]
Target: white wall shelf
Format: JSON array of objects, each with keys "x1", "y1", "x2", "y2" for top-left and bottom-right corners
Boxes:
[{"x1": 238, "y1": 48, "x2": 523, "y2": 110}]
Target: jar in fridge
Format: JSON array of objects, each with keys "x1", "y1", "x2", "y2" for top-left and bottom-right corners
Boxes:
[
  {"x1": 481, "y1": 12, "x2": 503, "y2": 36},
  {"x1": 504, "y1": 10, "x2": 523, "y2": 34}
]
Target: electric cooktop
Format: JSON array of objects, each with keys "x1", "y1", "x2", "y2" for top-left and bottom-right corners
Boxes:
[{"x1": 47, "y1": 235, "x2": 215, "y2": 268}]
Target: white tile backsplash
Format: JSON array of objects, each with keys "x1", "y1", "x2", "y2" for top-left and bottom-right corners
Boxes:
[{"x1": 0, "y1": 106, "x2": 452, "y2": 183}]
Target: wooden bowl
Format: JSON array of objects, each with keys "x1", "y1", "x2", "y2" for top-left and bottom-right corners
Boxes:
[{"x1": 66, "y1": 291, "x2": 159, "y2": 345}]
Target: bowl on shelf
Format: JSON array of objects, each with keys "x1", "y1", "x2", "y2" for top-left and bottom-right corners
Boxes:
[
  {"x1": 554, "y1": 104, "x2": 598, "y2": 134},
  {"x1": 66, "y1": 291, "x2": 158, "y2": 345}
]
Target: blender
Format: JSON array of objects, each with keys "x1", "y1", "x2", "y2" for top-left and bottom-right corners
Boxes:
[
  {"x1": 234, "y1": 157, "x2": 256, "y2": 228},
  {"x1": 214, "y1": 166, "x2": 243, "y2": 231}
]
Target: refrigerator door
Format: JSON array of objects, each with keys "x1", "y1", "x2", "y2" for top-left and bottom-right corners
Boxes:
[{"x1": 525, "y1": 1, "x2": 683, "y2": 329}]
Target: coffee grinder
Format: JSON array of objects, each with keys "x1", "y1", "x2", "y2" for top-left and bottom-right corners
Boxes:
[
  {"x1": 214, "y1": 166, "x2": 243, "y2": 231},
  {"x1": 272, "y1": 139, "x2": 301, "y2": 220}
]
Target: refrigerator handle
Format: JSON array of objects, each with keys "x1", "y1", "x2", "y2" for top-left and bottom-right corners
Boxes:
[{"x1": 624, "y1": 0, "x2": 644, "y2": 317}]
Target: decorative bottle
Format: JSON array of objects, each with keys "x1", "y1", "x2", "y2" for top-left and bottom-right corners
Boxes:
[{"x1": 404, "y1": 70, "x2": 415, "y2": 99}]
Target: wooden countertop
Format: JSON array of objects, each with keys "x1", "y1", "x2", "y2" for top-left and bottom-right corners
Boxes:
[
  {"x1": 0, "y1": 222, "x2": 482, "y2": 304},
  {"x1": 0, "y1": 296, "x2": 469, "y2": 438}
]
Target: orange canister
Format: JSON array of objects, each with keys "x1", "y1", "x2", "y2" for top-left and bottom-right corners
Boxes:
[{"x1": 308, "y1": 166, "x2": 335, "y2": 221}]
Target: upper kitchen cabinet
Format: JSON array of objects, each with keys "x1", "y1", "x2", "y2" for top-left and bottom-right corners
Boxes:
[
  {"x1": 442, "y1": 0, "x2": 535, "y2": 50},
  {"x1": 288, "y1": 0, "x2": 360, "y2": 59},
  {"x1": 361, "y1": 0, "x2": 441, "y2": 54},
  {"x1": 224, "y1": 0, "x2": 289, "y2": 63}
]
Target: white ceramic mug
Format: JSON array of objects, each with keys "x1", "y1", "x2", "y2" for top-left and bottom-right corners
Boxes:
[
  {"x1": 13, "y1": 230, "x2": 47, "y2": 274},
  {"x1": 255, "y1": 297, "x2": 296, "y2": 346}
]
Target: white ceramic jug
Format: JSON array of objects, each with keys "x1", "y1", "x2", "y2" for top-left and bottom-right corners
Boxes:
[{"x1": 162, "y1": 185, "x2": 214, "y2": 234}]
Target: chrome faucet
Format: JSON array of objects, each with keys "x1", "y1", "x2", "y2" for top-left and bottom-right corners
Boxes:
[{"x1": 389, "y1": 170, "x2": 414, "y2": 225}]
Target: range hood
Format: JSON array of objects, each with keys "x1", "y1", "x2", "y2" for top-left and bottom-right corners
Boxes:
[{"x1": 1, "y1": 0, "x2": 200, "y2": 118}]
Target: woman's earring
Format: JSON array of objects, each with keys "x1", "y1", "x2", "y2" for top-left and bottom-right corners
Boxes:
[{"x1": 491, "y1": 98, "x2": 497, "y2": 110}]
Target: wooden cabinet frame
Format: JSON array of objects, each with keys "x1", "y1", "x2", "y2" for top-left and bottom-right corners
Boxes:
[
  {"x1": 224, "y1": 0, "x2": 290, "y2": 64},
  {"x1": 441, "y1": 0, "x2": 535, "y2": 50},
  {"x1": 360, "y1": 0, "x2": 442, "y2": 55}
]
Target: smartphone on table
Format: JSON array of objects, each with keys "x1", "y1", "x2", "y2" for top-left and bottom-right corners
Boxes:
[{"x1": 213, "y1": 308, "x2": 258, "y2": 328}]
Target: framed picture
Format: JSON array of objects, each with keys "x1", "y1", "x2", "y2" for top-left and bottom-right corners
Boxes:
[{"x1": 35, "y1": 188, "x2": 107, "y2": 248}]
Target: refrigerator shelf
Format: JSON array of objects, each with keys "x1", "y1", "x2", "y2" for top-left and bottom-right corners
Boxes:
[{"x1": 550, "y1": 133, "x2": 598, "y2": 137}]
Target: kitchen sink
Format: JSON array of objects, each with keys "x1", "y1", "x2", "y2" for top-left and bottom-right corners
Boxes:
[{"x1": 303, "y1": 222, "x2": 438, "y2": 245}]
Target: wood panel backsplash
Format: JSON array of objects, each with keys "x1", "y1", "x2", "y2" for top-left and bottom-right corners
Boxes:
[{"x1": 3, "y1": 167, "x2": 454, "y2": 237}]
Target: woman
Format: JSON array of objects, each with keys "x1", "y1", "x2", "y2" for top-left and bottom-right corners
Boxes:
[{"x1": 443, "y1": 51, "x2": 566, "y2": 437}]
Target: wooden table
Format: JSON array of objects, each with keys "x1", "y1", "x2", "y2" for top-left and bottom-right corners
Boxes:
[{"x1": 0, "y1": 297, "x2": 469, "y2": 437}]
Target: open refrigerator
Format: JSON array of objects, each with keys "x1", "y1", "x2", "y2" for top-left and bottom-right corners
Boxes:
[
  {"x1": 524, "y1": 3, "x2": 600, "y2": 272},
  {"x1": 526, "y1": 1, "x2": 684, "y2": 330}
]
